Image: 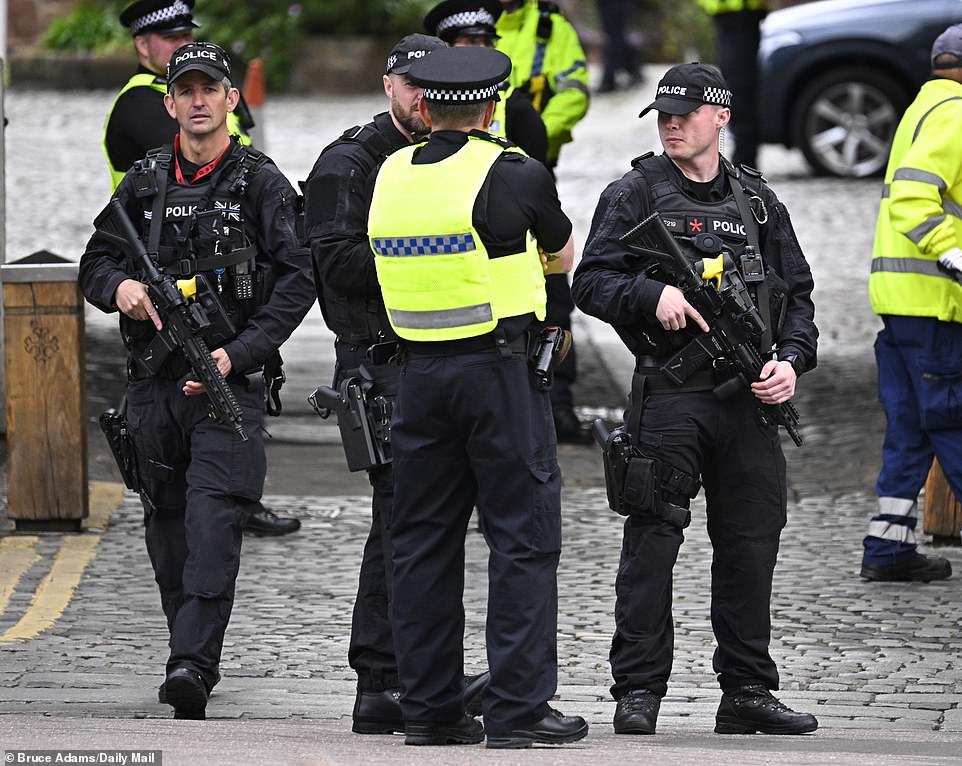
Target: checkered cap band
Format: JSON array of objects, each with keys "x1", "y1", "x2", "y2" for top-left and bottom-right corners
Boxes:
[
  {"x1": 130, "y1": 0, "x2": 192, "y2": 34},
  {"x1": 373, "y1": 234, "x2": 477, "y2": 257},
  {"x1": 436, "y1": 9, "x2": 496, "y2": 35},
  {"x1": 702, "y1": 85, "x2": 731, "y2": 107},
  {"x1": 423, "y1": 84, "x2": 500, "y2": 103}
]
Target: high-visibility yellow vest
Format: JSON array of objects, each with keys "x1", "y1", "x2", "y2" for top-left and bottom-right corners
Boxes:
[
  {"x1": 696, "y1": 0, "x2": 768, "y2": 14},
  {"x1": 103, "y1": 72, "x2": 252, "y2": 191},
  {"x1": 369, "y1": 136, "x2": 546, "y2": 341},
  {"x1": 869, "y1": 77, "x2": 962, "y2": 323}
]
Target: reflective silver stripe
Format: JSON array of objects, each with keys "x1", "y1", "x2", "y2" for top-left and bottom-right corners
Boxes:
[
  {"x1": 881, "y1": 184, "x2": 890, "y2": 199},
  {"x1": 867, "y1": 520, "x2": 917, "y2": 544},
  {"x1": 871, "y1": 257, "x2": 946, "y2": 278},
  {"x1": 906, "y1": 215, "x2": 946, "y2": 244},
  {"x1": 892, "y1": 167, "x2": 947, "y2": 192},
  {"x1": 944, "y1": 198, "x2": 962, "y2": 220},
  {"x1": 878, "y1": 496, "x2": 917, "y2": 517},
  {"x1": 555, "y1": 78, "x2": 590, "y2": 97},
  {"x1": 389, "y1": 303, "x2": 493, "y2": 330}
]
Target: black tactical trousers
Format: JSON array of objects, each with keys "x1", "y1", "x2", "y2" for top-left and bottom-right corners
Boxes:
[
  {"x1": 126, "y1": 374, "x2": 266, "y2": 689},
  {"x1": 390, "y1": 349, "x2": 561, "y2": 733},
  {"x1": 335, "y1": 340, "x2": 400, "y2": 692},
  {"x1": 609, "y1": 385, "x2": 787, "y2": 700}
]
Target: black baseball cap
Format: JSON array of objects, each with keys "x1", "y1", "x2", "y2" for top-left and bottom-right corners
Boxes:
[
  {"x1": 120, "y1": 0, "x2": 198, "y2": 36},
  {"x1": 166, "y1": 42, "x2": 232, "y2": 89},
  {"x1": 386, "y1": 33, "x2": 447, "y2": 75},
  {"x1": 639, "y1": 63, "x2": 732, "y2": 118},
  {"x1": 424, "y1": 0, "x2": 502, "y2": 44},
  {"x1": 408, "y1": 46, "x2": 511, "y2": 103}
]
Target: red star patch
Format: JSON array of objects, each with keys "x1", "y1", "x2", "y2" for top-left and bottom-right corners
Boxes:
[{"x1": 689, "y1": 218, "x2": 704, "y2": 233}]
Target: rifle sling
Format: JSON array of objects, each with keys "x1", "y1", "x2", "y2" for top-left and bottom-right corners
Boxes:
[{"x1": 728, "y1": 169, "x2": 773, "y2": 356}]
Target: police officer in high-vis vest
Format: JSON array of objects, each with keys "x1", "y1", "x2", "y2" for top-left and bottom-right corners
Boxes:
[
  {"x1": 861, "y1": 24, "x2": 962, "y2": 582},
  {"x1": 696, "y1": 0, "x2": 769, "y2": 169},
  {"x1": 104, "y1": 0, "x2": 252, "y2": 192},
  {"x1": 573, "y1": 63, "x2": 818, "y2": 737},
  {"x1": 80, "y1": 42, "x2": 314, "y2": 720},
  {"x1": 368, "y1": 46, "x2": 587, "y2": 749},
  {"x1": 104, "y1": 3, "x2": 299, "y2": 540},
  {"x1": 496, "y1": 0, "x2": 591, "y2": 443},
  {"x1": 303, "y1": 32, "x2": 489, "y2": 735},
  {"x1": 423, "y1": 0, "x2": 548, "y2": 164}
]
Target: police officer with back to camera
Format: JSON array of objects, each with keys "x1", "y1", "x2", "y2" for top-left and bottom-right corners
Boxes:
[
  {"x1": 302, "y1": 32, "x2": 489, "y2": 735},
  {"x1": 496, "y1": 0, "x2": 592, "y2": 443},
  {"x1": 104, "y1": 0, "x2": 299, "y2": 539},
  {"x1": 79, "y1": 42, "x2": 314, "y2": 720},
  {"x1": 572, "y1": 63, "x2": 819, "y2": 737},
  {"x1": 368, "y1": 45, "x2": 587, "y2": 749},
  {"x1": 423, "y1": 0, "x2": 548, "y2": 164}
]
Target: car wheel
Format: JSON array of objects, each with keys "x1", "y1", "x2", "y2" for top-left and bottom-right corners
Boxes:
[{"x1": 793, "y1": 66, "x2": 908, "y2": 178}]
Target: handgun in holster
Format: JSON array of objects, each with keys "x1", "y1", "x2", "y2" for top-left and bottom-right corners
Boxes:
[
  {"x1": 309, "y1": 363, "x2": 393, "y2": 472},
  {"x1": 532, "y1": 325, "x2": 572, "y2": 390},
  {"x1": 99, "y1": 404, "x2": 141, "y2": 492},
  {"x1": 591, "y1": 418, "x2": 695, "y2": 529}
]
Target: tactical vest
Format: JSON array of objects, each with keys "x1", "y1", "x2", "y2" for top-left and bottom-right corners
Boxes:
[
  {"x1": 314, "y1": 119, "x2": 401, "y2": 344},
  {"x1": 122, "y1": 146, "x2": 270, "y2": 353},
  {"x1": 369, "y1": 135, "x2": 545, "y2": 342}
]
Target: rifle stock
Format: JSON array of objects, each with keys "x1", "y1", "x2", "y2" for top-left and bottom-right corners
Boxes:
[
  {"x1": 98, "y1": 199, "x2": 248, "y2": 441},
  {"x1": 619, "y1": 212, "x2": 803, "y2": 447}
]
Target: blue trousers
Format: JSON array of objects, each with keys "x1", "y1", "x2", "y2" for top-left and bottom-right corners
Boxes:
[
  {"x1": 389, "y1": 349, "x2": 561, "y2": 734},
  {"x1": 864, "y1": 315, "x2": 962, "y2": 563}
]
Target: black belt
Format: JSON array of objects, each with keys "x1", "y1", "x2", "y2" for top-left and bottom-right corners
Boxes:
[{"x1": 402, "y1": 332, "x2": 528, "y2": 358}]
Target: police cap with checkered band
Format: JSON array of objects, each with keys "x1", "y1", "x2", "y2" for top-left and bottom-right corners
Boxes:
[
  {"x1": 120, "y1": 0, "x2": 198, "y2": 36},
  {"x1": 423, "y1": 0, "x2": 502, "y2": 44},
  {"x1": 407, "y1": 46, "x2": 511, "y2": 104},
  {"x1": 639, "y1": 63, "x2": 732, "y2": 118}
]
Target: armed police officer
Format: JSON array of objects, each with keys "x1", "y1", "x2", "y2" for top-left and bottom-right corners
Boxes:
[
  {"x1": 80, "y1": 42, "x2": 314, "y2": 720},
  {"x1": 572, "y1": 63, "x2": 819, "y2": 737},
  {"x1": 496, "y1": 0, "x2": 592, "y2": 442},
  {"x1": 860, "y1": 24, "x2": 962, "y2": 582},
  {"x1": 368, "y1": 46, "x2": 587, "y2": 748},
  {"x1": 104, "y1": 0, "x2": 297, "y2": 539},
  {"x1": 302, "y1": 33, "x2": 488, "y2": 735},
  {"x1": 423, "y1": 0, "x2": 548, "y2": 164}
]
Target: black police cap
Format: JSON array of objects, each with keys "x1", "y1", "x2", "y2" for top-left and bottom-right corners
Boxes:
[
  {"x1": 120, "y1": 0, "x2": 198, "y2": 36},
  {"x1": 408, "y1": 47, "x2": 511, "y2": 103},
  {"x1": 423, "y1": 0, "x2": 502, "y2": 44}
]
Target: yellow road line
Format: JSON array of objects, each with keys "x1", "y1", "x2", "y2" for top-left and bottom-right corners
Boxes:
[
  {"x1": 0, "y1": 537, "x2": 41, "y2": 616},
  {"x1": 0, "y1": 481, "x2": 126, "y2": 642},
  {"x1": 0, "y1": 535, "x2": 101, "y2": 642}
]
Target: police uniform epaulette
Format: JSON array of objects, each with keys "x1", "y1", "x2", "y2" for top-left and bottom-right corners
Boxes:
[
  {"x1": 631, "y1": 151, "x2": 655, "y2": 169},
  {"x1": 339, "y1": 123, "x2": 395, "y2": 163}
]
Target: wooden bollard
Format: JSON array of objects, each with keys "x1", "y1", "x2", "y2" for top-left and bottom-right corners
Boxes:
[
  {"x1": 1, "y1": 252, "x2": 88, "y2": 531},
  {"x1": 923, "y1": 458, "x2": 962, "y2": 541}
]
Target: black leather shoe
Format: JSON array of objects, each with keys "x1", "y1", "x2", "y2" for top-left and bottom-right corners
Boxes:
[
  {"x1": 486, "y1": 707, "x2": 589, "y2": 749},
  {"x1": 244, "y1": 507, "x2": 301, "y2": 537},
  {"x1": 554, "y1": 407, "x2": 592, "y2": 445},
  {"x1": 405, "y1": 714, "x2": 485, "y2": 746},
  {"x1": 159, "y1": 669, "x2": 220, "y2": 704},
  {"x1": 165, "y1": 667, "x2": 209, "y2": 720},
  {"x1": 860, "y1": 553, "x2": 951, "y2": 582},
  {"x1": 352, "y1": 688, "x2": 404, "y2": 734},
  {"x1": 463, "y1": 671, "x2": 490, "y2": 717},
  {"x1": 613, "y1": 689, "x2": 660, "y2": 734},
  {"x1": 715, "y1": 685, "x2": 818, "y2": 734}
]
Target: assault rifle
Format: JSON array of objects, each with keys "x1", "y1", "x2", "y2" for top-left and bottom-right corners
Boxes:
[
  {"x1": 95, "y1": 199, "x2": 248, "y2": 441},
  {"x1": 619, "y1": 211, "x2": 803, "y2": 447}
]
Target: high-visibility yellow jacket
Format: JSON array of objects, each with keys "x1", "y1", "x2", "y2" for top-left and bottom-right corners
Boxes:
[
  {"x1": 870, "y1": 77, "x2": 962, "y2": 323},
  {"x1": 697, "y1": 0, "x2": 768, "y2": 14},
  {"x1": 103, "y1": 72, "x2": 251, "y2": 191},
  {"x1": 495, "y1": 0, "x2": 588, "y2": 164},
  {"x1": 369, "y1": 135, "x2": 546, "y2": 341}
]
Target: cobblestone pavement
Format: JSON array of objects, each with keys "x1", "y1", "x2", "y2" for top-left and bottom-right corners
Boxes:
[{"x1": 2, "y1": 71, "x2": 961, "y2": 765}]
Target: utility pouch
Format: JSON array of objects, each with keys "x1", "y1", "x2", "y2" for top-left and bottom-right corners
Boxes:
[
  {"x1": 623, "y1": 456, "x2": 657, "y2": 512},
  {"x1": 99, "y1": 407, "x2": 140, "y2": 492}
]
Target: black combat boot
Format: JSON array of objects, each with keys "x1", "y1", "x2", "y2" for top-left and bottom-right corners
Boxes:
[
  {"x1": 860, "y1": 552, "x2": 951, "y2": 582},
  {"x1": 613, "y1": 688, "x2": 660, "y2": 734},
  {"x1": 715, "y1": 685, "x2": 818, "y2": 734},
  {"x1": 244, "y1": 506, "x2": 301, "y2": 536}
]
